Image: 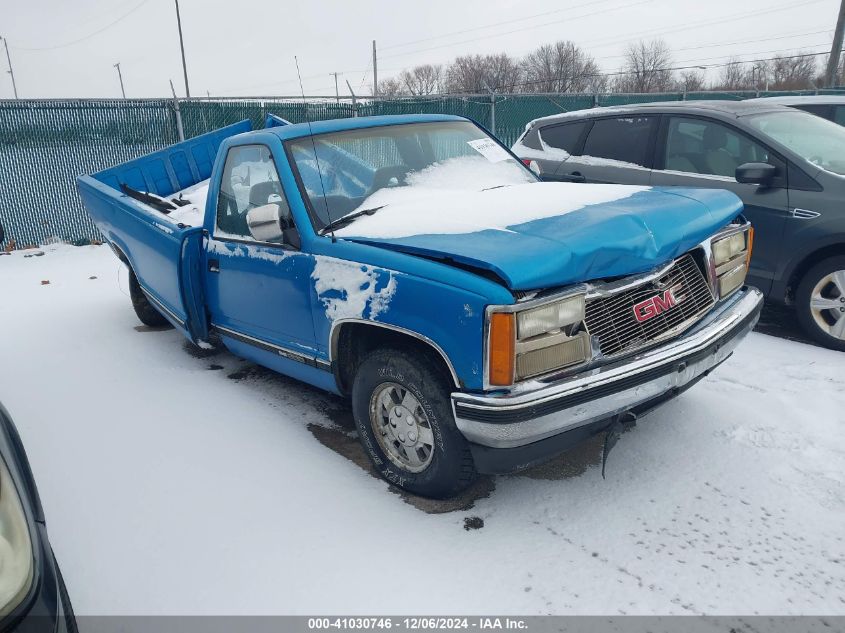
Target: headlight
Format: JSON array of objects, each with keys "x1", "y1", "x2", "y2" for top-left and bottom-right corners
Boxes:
[
  {"x1": 712, "y1": 231, "x2": 747, "y2": 266},
  {"x1": 711, "y1": 226, "x2": 753, "y2": 298},
  {"x1": 0, "y1": 456, "x2": 33, "y2": 617},
  {"x1": 516, "y1": 295, "x2": 585, "y2": 339},
  {"x1": 488, "y1": 294, "x2": 589, "y2": 386}
]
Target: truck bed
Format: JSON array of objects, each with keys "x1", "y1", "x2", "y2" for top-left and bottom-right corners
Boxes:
[{"x1": 76, "y1": 120, "x2": 252, "y2": 342}]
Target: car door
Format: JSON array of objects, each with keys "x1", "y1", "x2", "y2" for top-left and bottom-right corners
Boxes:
[
  {"x1": 204, "y1": 143, "x2": 317, "y2": 357},
  {"x1": 555, "y1": 115, "x2": 657, "y2": 185},
  {"x1": 650, "y1": 115, "x2": 790, "y2": 295},
  {"x1": 529, "y1": 120, "x2": 590, "y2": 181}
]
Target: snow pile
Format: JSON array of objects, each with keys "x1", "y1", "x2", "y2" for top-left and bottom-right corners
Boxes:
[
  {"x1": 163, "y1": 181, "x2": 209, "y2": 227},
  {"x1": 404, "y1": 155, "x2": 532, "y2": 191},
  {"x1": 311, "y1": 255, "x2": 397, "y2": 321},
  {"x1": 335, "y1": 182, "x2": 649, "y2": 239}
]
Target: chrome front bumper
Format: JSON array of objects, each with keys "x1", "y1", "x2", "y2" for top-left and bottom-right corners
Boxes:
[{"x1": 452, "y1": 287, "x2": 763, "y2": 450}]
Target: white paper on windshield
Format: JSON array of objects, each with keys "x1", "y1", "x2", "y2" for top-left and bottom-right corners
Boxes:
[{"x1": 467, "y1": 138, "x2": 511, "y2": 163}]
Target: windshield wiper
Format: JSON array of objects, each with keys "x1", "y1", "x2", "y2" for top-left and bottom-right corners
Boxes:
[{"x1": 319, "y1": 205, "x2": 386, "y2": 235}]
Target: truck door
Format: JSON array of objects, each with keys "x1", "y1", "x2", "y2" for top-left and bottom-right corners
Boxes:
[{"x1": 203, "y1": 144, "x2": 317, "y2": 360}]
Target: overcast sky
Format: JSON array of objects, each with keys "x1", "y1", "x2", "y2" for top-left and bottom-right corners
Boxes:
[{"x1": 0, "y1": 0, "x2": 840, "y2": 99}]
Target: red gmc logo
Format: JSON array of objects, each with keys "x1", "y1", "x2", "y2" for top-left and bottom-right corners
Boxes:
[{"x1": 633, "y1": 289, "x2": 679, "y2": 323}]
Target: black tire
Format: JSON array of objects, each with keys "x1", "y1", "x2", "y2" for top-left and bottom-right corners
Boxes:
[
  {"x1": 795, "y1": 255, "x2": 845, "y2": 352},
  {"x1": 351, "y1": 347, "x2": 477, "y2": 499},
  {"x1": 128, "y1": 269, "x2": 173, "y2": 328}
]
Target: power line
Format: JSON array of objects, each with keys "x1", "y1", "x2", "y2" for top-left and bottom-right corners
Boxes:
[
  {"x1": 380, "y1": 0, "x2": 653, "y2": 61},
  {"x1": 379, "y1": 0, "x2": 620, "y2": 51},
  {"x1": 9, "y1": 0, "x2": 152, "y2": 51},
  {"x1": 581, "y1": 0, "x2": 828, "y2": 50}
]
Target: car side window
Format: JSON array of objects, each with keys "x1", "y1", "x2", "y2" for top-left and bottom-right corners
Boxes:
[
  {"x1": 581, "y1": 117, "x2": 655, "y2": 167},
  {"x1": 215, "y1": 145, "x2": 295, "y2": 244},
  {"x1": 664, "y1": 117, "x2": 770, "y2": 178},
  {"x1": 834, "y1": 106, "x2": 845, "y2": 126},
  {"x1": 539, "y1": 121, "x2": 587, "y2": 153}
]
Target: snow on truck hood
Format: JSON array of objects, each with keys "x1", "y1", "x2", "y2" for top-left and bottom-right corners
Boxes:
[{"x1": 334, "y1": 182, "x2": 744, "y2": 291}]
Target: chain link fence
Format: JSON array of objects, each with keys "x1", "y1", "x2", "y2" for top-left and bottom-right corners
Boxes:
[{"x1": 2, "y1": 89, "x2": 844, "y2": 248}]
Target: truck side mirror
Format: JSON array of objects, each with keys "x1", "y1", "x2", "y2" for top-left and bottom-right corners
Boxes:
[
  {"x1": 246, "y1": 203, "x2": 285, "y2": 243},
  {"x1": 246, "y1": 203, "x2": 301, "y2": 249},
  {"x1": 735, "y1": 162, "x2": 777, "y2": 186}
]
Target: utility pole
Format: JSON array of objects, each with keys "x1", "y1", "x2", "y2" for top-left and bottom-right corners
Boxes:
[
  {"x1": 1, "y1": 36, "x2": 18, "y2": 99},
  {"x1": 113, "y1": 62, "x2": 126, "y2": 98},
  {"x1": 330, "y1": 72, "x2": 340, "y2": 103},
  {"x1": 826, "y1": 0, "x2": 845, "y2": 87},
  {"x1": 174, "y1": 0, "x2": 191, "y2": 98},
  {"x1": 372, "y1": 40, "x2": 378, "y2": 99}
]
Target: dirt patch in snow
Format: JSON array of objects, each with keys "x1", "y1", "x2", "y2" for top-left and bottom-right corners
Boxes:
[
  {"x1": 133, "y1": 324, "x2": 173, "y2": 333},
  {"x1": 513, "y1": 433, "x2": 605, "y2": 481},
  {"x1": 307, "y1": 422, "x2": 496, "y2": 515}
]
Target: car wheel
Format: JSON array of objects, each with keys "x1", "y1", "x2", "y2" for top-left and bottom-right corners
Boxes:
[
  {"x1": 796, "y1": 256, "x2": 845, "y2": 351},
  {"x1": 128, "y1": 269, "x2": 173, "y2": 329},
  {"x1": 351, "y1": 347, "x2": 477, "y2": 499}
]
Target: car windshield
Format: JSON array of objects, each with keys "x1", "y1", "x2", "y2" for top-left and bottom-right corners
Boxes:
[
  {"x1": 286, "y1": 120, "x2": 536, "y2": 231},
  {"x1": 746, "y1": 110, "x2": 845, "y2": 176}
]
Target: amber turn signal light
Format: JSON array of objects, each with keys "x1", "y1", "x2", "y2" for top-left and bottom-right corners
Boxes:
[
  {"x1": 746, "y1": 226, "x2": 755, "y2": 267},
  {"x1": 488, "y1": 313, "x2": 515, "y2": 386}
]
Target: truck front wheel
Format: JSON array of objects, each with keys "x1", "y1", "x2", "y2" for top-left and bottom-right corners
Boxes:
[
  {"x1": 128, "y1": 269, "x2": 173, "y2": 329},
  {"x1": 796, "y1": 256, "x2": 845, "y2": 352},
  {"x1": 351, "y1": 348, "x2": 477, "y2": 499}
]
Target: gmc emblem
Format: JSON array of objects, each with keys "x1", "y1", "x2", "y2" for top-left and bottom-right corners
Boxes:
[{"x1": 633, "y1": 289, "x2": 679, "y2": 323}]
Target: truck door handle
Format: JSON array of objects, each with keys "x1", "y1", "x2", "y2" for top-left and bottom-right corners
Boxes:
[
  {"x1": 208, "y1": 259, "x2": 220, "y2": 273},
  {"x1": 567, "y1": 172, "x2": 586, "y2": 183}
]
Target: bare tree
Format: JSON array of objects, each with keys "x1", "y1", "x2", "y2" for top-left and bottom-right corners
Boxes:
[
  {"x1": 768, "y1": 52, "x2": 818, "y2": 89},
  {"x1": 485, "y1": 53, "x2": 522, "y2": 92},
  {"x1": 376, "y1": 77, "x2": 405, "y2": 98},
  {"x1": 676, "y1": 70, "x2": 706, "y2": 93},
  {"x1": 399, "y1": 64, "x2": 443, "y2": 95},
  {"x1": 444, "y1": 53, "x2": 521, "y2": 93},
  {"x1": 615, "y1": 39, "x2": 674, "y2": 93},
  {"x1": 714, "y1": 58, "x2": 754, "y2": 90},
  {"x1": 520, "y1": 41, "x2": 603, "y2": 93}
]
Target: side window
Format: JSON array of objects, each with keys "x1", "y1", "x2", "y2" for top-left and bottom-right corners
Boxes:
[
  {"x1": 795, "y1": 104, "x2": 831, "y2": 119},
  {"x1": 539, "y1": 121, "x2": 587, "y2": 154},
  {"x1": 581, "y1": 117, "x2": 655, "y2": 167},
  {"x1": 216, "y1": 145, "x2": 294, "y2": 244},
  {"x1": 518, "y1": 127, "x2": 543, "y2": 151},
  {"x1": 664, "y1": 117, "x2": 770, "y2": 178},
  {"x1": 833, "y1": 106, "x2": 845, "y2": 126}
]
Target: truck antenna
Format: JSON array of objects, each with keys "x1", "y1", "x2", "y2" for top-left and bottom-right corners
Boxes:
[{"x1": 295, "y1": 56, "x2": 335, "y2": 242}]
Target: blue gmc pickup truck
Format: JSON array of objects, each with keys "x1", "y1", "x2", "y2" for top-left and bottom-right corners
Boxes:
[{"x1": 77, "y1": 114, "x2": 763, "y2": 498}]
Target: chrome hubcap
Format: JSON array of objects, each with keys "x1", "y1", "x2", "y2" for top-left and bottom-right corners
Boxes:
[
  {"x1": 810, "y1": 270, "x2": 845, "y2": 341},
  {"x1": 369, "y1": 382, "x2": 434, "y2": 473}
]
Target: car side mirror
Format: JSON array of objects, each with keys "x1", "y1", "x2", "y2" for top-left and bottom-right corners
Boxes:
[
  {"x1": 735, "y1": 162, "x2": 777, "y2": 186},
  {"x1": 246, "y1": 203, "x2": 285, "y2": 242}
]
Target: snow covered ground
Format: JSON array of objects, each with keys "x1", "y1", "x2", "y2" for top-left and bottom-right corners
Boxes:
[{"x1": 1, "y1": 244, "x2": 844, "y2": 616}]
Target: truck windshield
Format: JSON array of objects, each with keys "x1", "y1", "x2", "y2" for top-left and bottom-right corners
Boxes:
[
  {"x1": 747, "y1": 110, "x2": 845, "y2": 176},
  {"x1": 286, "y1": 120, "x2": 536, "y2": 231}
]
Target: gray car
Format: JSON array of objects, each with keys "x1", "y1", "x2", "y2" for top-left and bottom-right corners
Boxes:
[
  {"x1": 745, "y1": 95, "x2": 845, "y2": 126},
  {"x1": 513, "y1": 100, "x2": 845, "y2": 350}
]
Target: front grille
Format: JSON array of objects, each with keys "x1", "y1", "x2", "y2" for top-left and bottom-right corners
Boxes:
[{"x1": 584, "y1": 254, "x2": 715, "y2": 357}]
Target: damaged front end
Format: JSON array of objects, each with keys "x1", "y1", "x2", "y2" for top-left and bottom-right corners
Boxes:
[{"x1": 453, "y1": 220, "x2": 762, "y2": 475}]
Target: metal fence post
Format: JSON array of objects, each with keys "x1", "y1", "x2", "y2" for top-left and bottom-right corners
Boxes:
[
  {"x1": 489, "y1": 89, "x2": 496, "y2": 135},
  {"x1": 170, "y1": 80, "x2": 185, "y2": 141}
]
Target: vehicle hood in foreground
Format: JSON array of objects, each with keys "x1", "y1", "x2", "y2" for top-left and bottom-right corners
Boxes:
[{"x1": 334, "y1": 182, "x2": 743, "y2": 291}]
